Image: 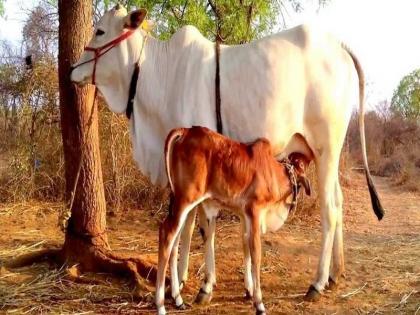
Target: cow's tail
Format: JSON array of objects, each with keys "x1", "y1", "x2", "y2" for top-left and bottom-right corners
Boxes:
[
  {"x1": 343, "y1": 44, "x2": 384, "y2": 220},
  {"x1": 164, "y1": 128, "x2": 186, "y2": 193}
]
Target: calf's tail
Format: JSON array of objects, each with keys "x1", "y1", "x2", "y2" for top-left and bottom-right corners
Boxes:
[
  {"x1": 343, "y1": 43, "x2": 385, "y2": 220},
  {"x1": 164, "y1": 128, "x2": 186, "y2": 193}
]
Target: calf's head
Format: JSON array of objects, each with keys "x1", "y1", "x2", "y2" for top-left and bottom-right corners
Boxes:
[{"x1": 288, "y1": 152, "x2": 312, "y2": 196}]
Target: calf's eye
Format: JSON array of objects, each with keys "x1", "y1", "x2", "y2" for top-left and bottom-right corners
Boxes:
[{"x1": 96, "y1": 29, "x2": 105, "y2": 36}]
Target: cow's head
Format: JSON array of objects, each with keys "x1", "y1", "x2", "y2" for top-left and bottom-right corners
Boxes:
[
  {"x1": 70, "y1": 5, "x2": 147, "y2": 112},
  {"x1": 288, "y1": 152, "x2": 312, "y2": 196}
]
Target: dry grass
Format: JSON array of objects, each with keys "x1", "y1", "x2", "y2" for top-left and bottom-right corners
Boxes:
[
  {"x1": 0, "y1": 204, "x2": 154, "y2": 315},
  {"x1": 0, "y1": 264, "x2": 152, "y2": 314}
]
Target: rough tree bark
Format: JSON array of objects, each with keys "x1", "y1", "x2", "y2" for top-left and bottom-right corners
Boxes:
[
  {"x1": 57, "y1": 0, "x2": 157, "y2": 289},
  {"x1": 58, "y1": 0, "x2": 109, "y2": 268},
  {"x1": 6, "y1": 0, "x2": 157, "y2": 296}
]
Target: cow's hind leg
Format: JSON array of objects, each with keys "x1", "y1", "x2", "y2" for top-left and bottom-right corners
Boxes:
[
  {"x1": 195, "y1": 213, "x2": 216, "y2": 304},
  {"x1": 177, "y1": 207, "x2": 197, "y2": 290},
  {"x1": 328, "y1": 179, "x2": 345, "y2": 289},
  {"x1": 305, "y1": 152, "x2": 340, "y2": 302}
]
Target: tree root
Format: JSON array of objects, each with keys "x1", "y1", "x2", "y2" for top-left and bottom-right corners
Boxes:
[
  {"x1": 4, "y1": 248, "x2": 62, "y2": 268},
  {"x1": 4, "y1": 233, "x2": 163, "y2": 299}
]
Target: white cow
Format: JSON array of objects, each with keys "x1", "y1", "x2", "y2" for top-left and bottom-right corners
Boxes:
[{"x1": 71, "y1": 5, "x2": 384, "y2": 315}]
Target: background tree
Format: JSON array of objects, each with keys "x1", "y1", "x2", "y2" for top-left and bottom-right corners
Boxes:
[
  {"x1": 391, "y1": 69, "x2": 420, "y2": 120},
  {"x1": 100, "y1": 0, "x2": 327, "y2": 44},
  {"x1": 23, "y1": 3, "x2": 58, "y2": 60}
]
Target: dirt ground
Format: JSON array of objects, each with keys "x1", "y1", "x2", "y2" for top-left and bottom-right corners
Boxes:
[{"x1": 0, "y1": 172, "x2": 419, "y2": 314}]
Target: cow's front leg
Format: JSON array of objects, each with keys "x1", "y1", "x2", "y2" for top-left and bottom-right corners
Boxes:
[
  {"x1": 195, "y1": 215, "x2": 216, "y2": 305},
  {"x1": 305, "y1": 156, "x2": 339, "y2": 301}
]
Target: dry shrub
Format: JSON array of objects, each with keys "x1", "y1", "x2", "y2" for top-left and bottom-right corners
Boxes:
[
  {"x1": 97, "y1": 98, "x2": 167, "y2": 215},
  {"x1": 292, "y1": 162, "x2": 319, "y2": 220},
  {"x1": 347, "y1": 106, "x2": 420, "y2": 192},
  {"x1": 0, "y1": 99, "x2": 167, "y2": 213}
]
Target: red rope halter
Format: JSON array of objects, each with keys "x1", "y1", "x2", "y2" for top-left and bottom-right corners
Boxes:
[{"x1": 74, "y1": 30, "x2": 135, "y2": 85}]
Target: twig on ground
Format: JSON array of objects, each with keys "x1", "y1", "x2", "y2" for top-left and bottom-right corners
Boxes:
[
  {"x1": 341, "y1": 283, "x2": 367, "y2": 298},
  {"x1": 394, "y1": 289, "x2": 417, "y2": 309}
]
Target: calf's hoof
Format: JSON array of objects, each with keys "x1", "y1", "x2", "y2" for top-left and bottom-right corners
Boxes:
[
  {"x1": 326, "y1": 276, "x2": 338, "y2": 290},
  {"x1": 179, "y1": 280, "x2": 185, "y2": 292},
  {"x1": 244, "y1": 289, "x2": 253, "y2": 300},
  {"x1": 304, "y1": 285, "x2": 321, "y2": 302},
  {"x1": 194, "y1": 288, "x2": 212, "y2": 305},
  {"x1": 175, "y1": 302, "x2": 187, "y2": 310},
  {"x1": 254, "y1": 302, "x2": 266, "y2": 315},
  {"x1": 157, "y1": 306, "x2": 166, "y2": 315}
]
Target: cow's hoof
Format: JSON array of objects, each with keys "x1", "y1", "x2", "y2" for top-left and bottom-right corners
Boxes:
[
  {"x1": 245, "y1": 289, "x2": 253, "y2": 300},
  {"x1": 194, "y1": 288, "x2": 212, "y2": 305},
  {"x1": 304, "y1": 285, "x2": 321, "y2": 302},
  {"x1": 326, "y1": 276, "x2": 338, "y2": 290},
  {"x1": 256, "y1": 310, "x2": 267, "y2": 315}
]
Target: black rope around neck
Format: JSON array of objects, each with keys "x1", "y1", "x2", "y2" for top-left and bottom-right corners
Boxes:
[
  {"x1": 126, "y1": 62, "x2": 140, "y2": 119},
  {"x1": 215, "y1": 40, "x2": 223, "y2": 134},
  {"x1": 126, "y1": 39, "x2": 223, "y2": 133}
]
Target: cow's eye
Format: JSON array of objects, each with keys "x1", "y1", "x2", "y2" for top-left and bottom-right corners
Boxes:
[{"x1": 96, "y1": 29, "x2": 105, "y2": 36}]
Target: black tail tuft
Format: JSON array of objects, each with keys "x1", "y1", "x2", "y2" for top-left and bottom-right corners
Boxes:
[{"x1": 365, "y1": 171, "x2": 385, "y2": 220}]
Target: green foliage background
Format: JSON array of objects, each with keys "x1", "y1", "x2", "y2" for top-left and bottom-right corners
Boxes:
[
  {"x1": 101, "y1": 0, "x2": 300, "y2": 44},
  {"x1": 391, "y1": 69, "x2": 420, "y2": 120}
]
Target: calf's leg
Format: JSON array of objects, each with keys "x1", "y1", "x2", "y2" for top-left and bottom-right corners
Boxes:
[
  {"x1": 195, "y1": 215, "x2": 217, "y2": 304},
  {"x1": 246, "y1": 211, "x2": 266, "y2": 315},
  {"x1": 177, "y1": 207, "x2": 197, "y2": 289},
  {"x1": 156, "y1": 196, "x2": 207, "y2": 315},
  {"x1": 169, "y1": 233, "x2": 185, "y2": 309},
  {"x1": 242, "y1": 218, "x2": 253, "y2": 299}
]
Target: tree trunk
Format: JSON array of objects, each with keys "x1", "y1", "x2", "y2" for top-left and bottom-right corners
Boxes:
[
  {"x1": 6, "y1": 0, "x2": 161, "y2": 297},
  {"x1": 58, "y1": 0, "x2": 109, "y2": 263},
  {"x1": 33, "y1": 0, "x2": 156, "y2": 291}
]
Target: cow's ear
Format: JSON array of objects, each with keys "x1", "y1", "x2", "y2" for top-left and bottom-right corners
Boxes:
[
  {"x1": 124, "y1": 9, "x2": 147, "y2": 29},
  {"x1": 298, "y1": 175, "x2": 311, "y2": 196}
]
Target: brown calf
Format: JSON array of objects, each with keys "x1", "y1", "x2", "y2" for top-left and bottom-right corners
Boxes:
[{"x1": 155, "y1": 126, "x2": 312, "y2": 315}]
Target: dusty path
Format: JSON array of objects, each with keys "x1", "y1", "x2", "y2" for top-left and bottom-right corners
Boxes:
[{"x1": 0, "y1": 172, "x2": 419, "y2": 314}]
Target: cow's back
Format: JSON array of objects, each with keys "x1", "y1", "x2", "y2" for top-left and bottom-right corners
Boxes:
[{"x1": 219, "y1": 24, "x2": 356, "y2": 156}]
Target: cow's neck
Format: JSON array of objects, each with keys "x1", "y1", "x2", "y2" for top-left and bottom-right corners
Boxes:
[
  {"x1": 136, "y1": 36, "x2": 170, "y2": 116},
  {"x1": 97, "y1": 37, "x2": 141, "y2": 114},
  {"x1": 130, "y1": 30, "x2": 215, "y2": 186},
  {"x1": 130, "y1": 35, "x2": 184, "y2": 186}
]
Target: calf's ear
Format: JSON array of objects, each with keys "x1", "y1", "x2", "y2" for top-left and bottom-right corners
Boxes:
[
  {"x1": 124, "y1": 9, "x2": 147, "y2": 29},
  {"x1": 298, "y1": 175, "x2": 312, "y2": 196}
]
